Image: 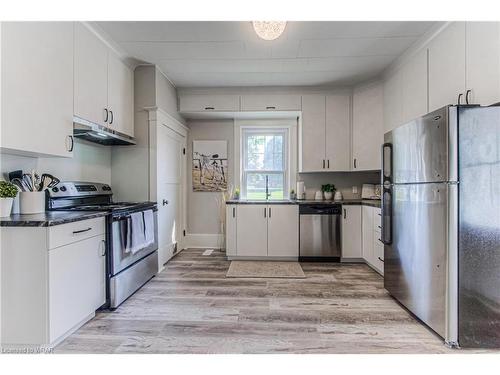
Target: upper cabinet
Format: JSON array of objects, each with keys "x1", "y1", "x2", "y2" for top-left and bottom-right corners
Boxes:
[
  {"x1": 401, "y1": 48, "x2": 428, "y2": 123},
  {"x1": 428, "y1": 22, "x2": 467, "y2": 111},
  {"x1": 179, "y1": 94, "x2": 240, "y2": 112},
  {"x1": 352, "y1": 82, "x2": 384, "y2": 171},
  {"x1": 300, "y1": 94, "x2": 351, "y2": 172},
  {"x1": 465, "y1": 22, "x2": 500, "y2": 105},
  {"x1": 240, "y1": 94, "x2": 301, "y2": 111},
  {"x1": 325, "y1": 95, "x2": 351, "y2": 171},
  {"x1": 74, "y1": 23, "x2": 108, "y2": 127},
  {"x1": 1, "y1": 22, "x2": 74, "y2": 157},
  {"x1": 383, "y1": 69, "x2": 403, "y2": 133},
  {"x1": 74, "y1": 23, "x2": 134, "y2": 137}
]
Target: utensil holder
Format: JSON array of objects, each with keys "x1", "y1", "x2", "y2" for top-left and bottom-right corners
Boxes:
[{"x1": 20, "y1": 191, "x2": 46, "y2": 214}]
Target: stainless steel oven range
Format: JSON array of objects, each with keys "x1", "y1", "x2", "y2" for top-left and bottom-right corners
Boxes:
[{"x1": 47, "y1": 181, "x2": 158, "y2": 309}]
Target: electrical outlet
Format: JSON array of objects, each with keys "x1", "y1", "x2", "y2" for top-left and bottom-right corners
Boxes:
[{"x1": 352, "y1": 186, "x2": 358, "y2": 194}]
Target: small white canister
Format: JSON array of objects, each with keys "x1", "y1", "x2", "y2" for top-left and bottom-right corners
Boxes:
[{"x1": 20, "y1": 191, "x2": 46, "y2": 214}]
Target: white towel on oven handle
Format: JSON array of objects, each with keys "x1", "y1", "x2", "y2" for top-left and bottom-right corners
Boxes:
[
  {"x1": 128, "y1": 211, "x2": 147, "y2": 254},
  {"x1": 143, "y1": 209, "x2": 155, "y2": 248}
]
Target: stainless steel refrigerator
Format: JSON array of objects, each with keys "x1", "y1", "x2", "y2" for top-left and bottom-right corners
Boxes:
[{"x1": 381, "y1": 105, "x2": 500, "y2": 348}]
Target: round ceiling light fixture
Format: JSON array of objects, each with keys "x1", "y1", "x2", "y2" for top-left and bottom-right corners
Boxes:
[{"x1": 252, "y1": 21, "x2": 287, "y2": 41}]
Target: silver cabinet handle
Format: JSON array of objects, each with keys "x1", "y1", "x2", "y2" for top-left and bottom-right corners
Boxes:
[
  {"x1": 327, "y1": 159, "x2": 330, "y2": 169},
  {"x1": 266, "y1": 106, "x2": 276, "y2": 110},
  {"x1": 269, "y1": 207, "x2": 272, "y2": 218},
  {"x1": 101, "y1": 239, "x2": 106, "y2": 256},
  {"x1": 264, "y1": 207, "x2": 266, "y2": 218},
  {"x1": 66, "y1": 135, "x2": 74, "y2": 152},
  {"x1": 323, "y1": 159, "x2": 325, "y2": 169},
  {"x1": 465, "y1": 89, "x2": 472, "y2": 104},
  {"x1": 204, "y1": 106, "x2": 215, "y2": 110},
  {"x1": 104, "y1": 108, "x2": 109, "y2": 122},
  {"x1": 353, "y1": 158, "x2": 357, "y2": 169},
  {"x1": 378, "y1": 256, "x2": 384, "y2": 263},
  {"x1": 163, "y1": 199, "x2": 168, "y2": 206},
  {"x1": 232, "y1": 207, "x2": 235, "y2": 218},
  {"x1": 343, "y1": 209, "x2": 346, "y2": 219},
  {"x1": 109, "y1": 110, "x2": 114, "y2": 124}
]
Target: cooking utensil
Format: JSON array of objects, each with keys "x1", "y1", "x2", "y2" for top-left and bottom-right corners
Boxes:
[
  {"x1": 11, "y1": 178, "x2": 28, "y2": 192},
  {"x1": 47, "y1": 175, "x2": 60, "y2": 188},
  {"x1": 22, "y1": 174, "x2": 34, "y2": 191},
  {"x1": 39, "y1": 174, "x2": 60, "y2": 190},
  {"x1": 8, "y1": 170, "x2": 23, "y2": 182}
]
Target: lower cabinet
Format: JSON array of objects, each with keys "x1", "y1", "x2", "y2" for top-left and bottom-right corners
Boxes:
[
  {"x1": 228, "y1": 204, "x2": 299, "y2": 258},
  {"x1": 361, "y1": 206, "x2": 384, "y2": 274},
  {"x1": 1, "y1": 218, "x2": 106, "y2": 346},
  {"x1": 341, "y1": 205, "x2": 362, "y2": 260}
]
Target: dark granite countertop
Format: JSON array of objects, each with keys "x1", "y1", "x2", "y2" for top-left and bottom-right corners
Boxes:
[
  {"x1": 226, "y1": 199, "x2": 381, "y2": 208},
  {"x1": 0, "y1": 211, "x2": 108, "y2": 227}
]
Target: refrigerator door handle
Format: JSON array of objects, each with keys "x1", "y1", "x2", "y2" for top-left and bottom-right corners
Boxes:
[
  {"x1": 382, "y1": 142, "x2": 393, "y2": 187},
  {"x1": 381, "y1": 188, "x2": 393, "y2": 245}
]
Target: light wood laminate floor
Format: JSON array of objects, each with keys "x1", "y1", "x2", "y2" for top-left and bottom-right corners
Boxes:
[{"x1": 56, "y1": 249, "x2": 458, "y2": 354}]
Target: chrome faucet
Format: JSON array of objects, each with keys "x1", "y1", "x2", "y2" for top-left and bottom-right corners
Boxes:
[{"x1": 265, "y1": 175, "x2": 271, "y2": 200}]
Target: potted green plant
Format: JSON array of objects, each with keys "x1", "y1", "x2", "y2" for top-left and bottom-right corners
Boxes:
[
  {"x1": 233, "y1": 188, "x2": 240, "y2": 200},
  {"x1": 0, "y1": 181, "x2": 18, "y2": 217},
  {"x1": 321, "y1": 184, "x2": 335, "y2": 200}
]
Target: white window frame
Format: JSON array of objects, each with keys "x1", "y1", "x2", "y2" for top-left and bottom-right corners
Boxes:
[
  {"x1": 241, "y1": 128, "x2": 288, "y2": 200},
  {"x1": 234, "y1": 119, "x2": 298, "y2": 200}
]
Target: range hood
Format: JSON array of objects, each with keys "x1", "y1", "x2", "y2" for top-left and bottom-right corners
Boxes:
[{"x1": 73, "y1": 117, "x2": 136, "y2": 146}]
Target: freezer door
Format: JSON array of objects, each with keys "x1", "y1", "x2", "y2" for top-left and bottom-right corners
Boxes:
[
  {"x1": 386, "y1": 106, "x2": 452, "y2": 184},
  {"x1": 384, "y1": 183, "x2": 451, "y2": 339},
  {"x1": 458, "y1": 106, "x2": 500, "y2": 348}
]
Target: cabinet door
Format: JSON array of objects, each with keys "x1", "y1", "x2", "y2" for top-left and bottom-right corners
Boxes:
[
  {"x1": 361, "y1": 206, "x2": 374, "y2": 263},
  {"x1": 383, "y1": 69, "x2": 403, "y2": 132},
  {"x1": 49, "y1": 234, "x2": 105, "y2": 343},
  {"x1": 267, "y1": 205, "x2": 299, "y2": 257},
  {"x1": 466, "y1": 22, "x2": 500, "y2": 105},
  {"x1": 428, "y1": 22, "x2": 466, "y2": 111},
  {"x1": 240, "y1": 94, "x2": 301, "y2": 111},
  {"x1": 401, "y1": 48, "x2": 429, "y2": 124},
  {"x1": 341, "y1": 205, "x2": 362, "y2": 259},
  {"x1": 74, "y1": 22, "x2": 108, "y2": 127},
  {"x1": 236, "y1": 205, "x2": 268, "y2": 257},
  {"x1": 1, "y1": 22, "x2": 74, "y2": 157},
  {"x1": 325, "y1": 95, "x2": 351, "y2": 171},
  {"x1": 352, "y1": 83, "x2": 384, "y2": 171},
  {"x1": 226, "y1": 205, "x2": 237, "y2": 256},
  {"x1": 108, "y1": 53, "x2": 134, "y2": 136},
  {"x1": 300, "y1": 95, "x2": 326, "y2": 172},
  {"x1": 179, "y1": 94, "x2": 240, "y2": 112}
]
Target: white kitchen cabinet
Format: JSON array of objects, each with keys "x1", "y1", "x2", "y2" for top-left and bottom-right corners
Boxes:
[
  {"x1": 352, "y1": 82, "x2": 384, "y2": 171},
  {"x1": 240, "y1": 94, "x2": 301, "y2": 111},
  {"x1": 73, "y1": 23, "x2": 134, "y2": 137},
  {"x1": 300, "y1": 94, "x2": 351, "y2": 172},
  {"x1": 49, "y1": 235, "x2": 106, "y2": 342},
  {"x1": 267, "y1": 205, "x2": 299, "y2": 257},
  {"x1": 300, "y1": 95, "x2": 326, "y2": 172},
  {"x1": 465, "y1": 22, "x2": 500, "y2": 105},
  {"x1": 326, "y1": 95, "x2": 351, "y2": 171},
  {"x1": 74, "y1": 22, "x2": 108, "y2": 127},
  {"x1": 1, "y1": 22, "x2": 74, "y2": 157},
  {"x1": 1, "y1": 217, "x2": 106, "y2": 346},
  {"x1": 428, "y1": 22, "x2": 466, "y2": 111},
  {"x1": 401, "y1": 48, "x2": 429, "y2": 124},
  {"x1": 236, "y1": 205, "x2": 268, "y2": 257},
  {"x1": 341, "y1": 205, "x2": 362, "y2": 260},
  {"x1": 228, "y1": 204, "x2": 298, "y2": 258},
  {"x1": 225, "y1": 205, "x2": 237, "y2": 256},
  {"x1": 107, "y1": 52, "x2": 134, "y2": 137},
  {"x1": 361, "y1": 205, "x2": 374, "y2": 263},
  {"x1": 179, "y1": 94, "x2": 240, "y2": 112},
  {"x1": 361, "y1": 206, "x2": 383, "y2": 274},
  {"x1": 383, "y1": 68, "x2": 403, "y2": 132}
]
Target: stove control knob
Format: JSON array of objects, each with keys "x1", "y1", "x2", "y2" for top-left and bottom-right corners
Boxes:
[
  {"x1": 60, "y1": 186, "x2": 67, "y2": 192},
  {"x1": 52, "y1": 187, "x2": 59, "y2": 193}
]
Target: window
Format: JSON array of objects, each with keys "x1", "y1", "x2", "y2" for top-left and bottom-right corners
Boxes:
[{"x1": 242, "y1": 128, "x2": 288, "y2": 199}]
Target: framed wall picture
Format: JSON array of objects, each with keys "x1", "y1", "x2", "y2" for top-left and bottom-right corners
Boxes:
[{"x1": 192, "y1": 140, "x2": 228, "y2": 192}]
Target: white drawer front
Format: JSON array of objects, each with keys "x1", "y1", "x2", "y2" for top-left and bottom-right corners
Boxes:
[
  {"x1": 240, "y1": 94, "x2": 301, "y2": 111},
  {"x1": 179, "y1": 94, "x2": 240, "y2": 112},
  {"x1": 48, "y1": 217, "x2": 105, "y2": 249},
  {"x1": 373, "y1": 207, "x2": 382, "y2": 233}
]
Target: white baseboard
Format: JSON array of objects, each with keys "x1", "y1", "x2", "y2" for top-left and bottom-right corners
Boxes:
[{"x1": 185, "y1": 233, "x2": 223, "y2": 249}]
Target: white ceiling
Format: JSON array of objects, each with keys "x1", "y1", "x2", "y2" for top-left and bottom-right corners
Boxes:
[{"x1": 95, "y1": 21, "x2": 436, "y2": 88}]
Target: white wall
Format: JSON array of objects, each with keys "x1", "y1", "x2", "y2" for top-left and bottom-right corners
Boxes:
[{"x1": 186, "y1": 119, "x2": 234, "y2": 236}]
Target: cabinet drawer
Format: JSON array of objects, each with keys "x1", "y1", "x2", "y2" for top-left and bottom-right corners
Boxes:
[
  {"x1": 48, "y1": 217, "x2": 105, "y2": 249},
  {"x1": 373, "y1": 208, "x2": 382, "y2": 233},
  {"x1": 241, "y1": 94, "x2": 301, "y2": 111},
  {"x1": 179, "y1": 95, "x2": 240, "y2": 112},
  {"x1": 373, "y1": 238, "x2": 384, "y2": 274}
]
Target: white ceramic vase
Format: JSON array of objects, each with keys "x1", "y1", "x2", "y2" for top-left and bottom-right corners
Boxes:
[
  {"x1": 0, "y1": 198, "x2": 14, "y2": 217},
  {"x1": 20, "y1": 191, "x2": 46, "y2": 214},
  {"x1": 324, "y1": 191, "x2": 333, "y2": 200}
]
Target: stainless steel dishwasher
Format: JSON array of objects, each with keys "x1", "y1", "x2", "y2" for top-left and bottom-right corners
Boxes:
[{"x1": 299, "y1": 203, "x2": 342, "y2": 261}]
